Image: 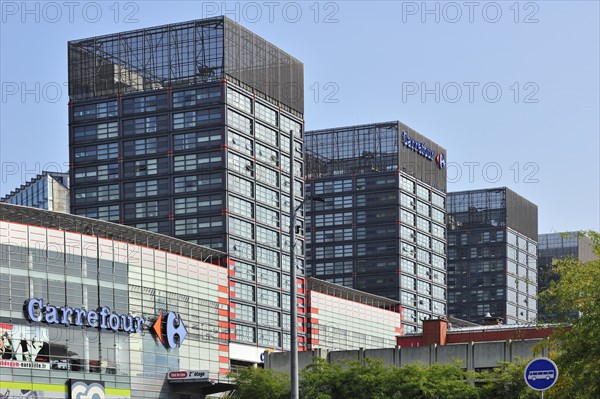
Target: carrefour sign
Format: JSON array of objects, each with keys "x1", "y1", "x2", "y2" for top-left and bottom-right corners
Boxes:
[
  {"x1": 25, "y1": 298, "x2": 145, "y2": 333},
  {"x1": 402, "y1": 131, "x2": 435, "y2": 161},
  {"x1": 24, "y1": 298, "x2": 187, "y2": 349}
]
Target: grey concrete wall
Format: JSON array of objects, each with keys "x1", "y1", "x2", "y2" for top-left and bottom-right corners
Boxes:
[
  {"x1": 510, "y1": 340, "x2": 540, "y2": 362},
  {"x1": 473, "y1": 342, "x2": 506, "y2": 369},
  {"x1": 328, "y1": 350, "x2": 363, "y2": 364},
  {"x1": 436, "y1": 343, "x2": 468, "y2": 367},
  {"x1": 364, "y1": 348, "x2": 397, "y2": 367},
  {"x1": 266, "y1": 339, "x2": 546, "y2": 374},
  {"x1": 399, "y1": 346, "x2": 432, "y2": 366}
]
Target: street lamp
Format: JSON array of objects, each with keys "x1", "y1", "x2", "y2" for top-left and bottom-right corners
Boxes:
[{"x1": 289, "y1": 129, "x2": 324, "y2": 399}]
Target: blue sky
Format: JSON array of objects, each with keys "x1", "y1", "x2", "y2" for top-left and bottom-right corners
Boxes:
[{"x1": 1, "y1": 1, "x2": 598, "y2": 234}]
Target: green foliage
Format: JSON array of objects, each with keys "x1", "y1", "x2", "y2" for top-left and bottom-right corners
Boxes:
[
  {"x1": 538, "y1": 231, "x2": 600, "y2": 398},
  {"x1": 300, "y1": 359, "x2": 479, "y2": 399},
  {"x1": 230, "y1": 367, "x2": 290, "y2": 399},
  {"x1": 477, "y1": 360, "x2": 539, "y2": 399}
]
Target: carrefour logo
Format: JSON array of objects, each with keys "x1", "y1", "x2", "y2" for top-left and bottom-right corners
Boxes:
[
  {"x1": 435, "y1": 152, "x2": 446, "y2": 169},
  {"x1": 151, "y1": 311, "x2": 188, "y2": 350}
]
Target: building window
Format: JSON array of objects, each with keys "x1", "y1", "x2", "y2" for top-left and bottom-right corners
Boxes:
[
  {"x1": 431, "y1": 208, "x2": 444, "y2": 224},
  {"x1": 73, "y1": 121, "x2": 119, "y2": 142},
  {"x1": 236, "y1": 325, "x2": 256, "y2": 343},
  {"x1": 227, "y1": 110, "x2": 252, "y2": 135},
  {"x1": 258, "y1": 308, "x2": 280, "y2": 328},
  {"x1": 255, "y1": 184, "x2": 279, "y2": 208},
  {"x1": 124, "y1": 179, "x2": 162, "y2": 198},
  {"x1": 174, "y1": 172, "x2": 222, "y2": 193},
  {"x1": 122, "y1": 93, "x2": 168, "y2": 114},
  {"x1": 255, "y1": 102, "x2": 277, "y2": 126},
  {"x1": 174, "y1": 216, "x2": 223, "y2": 236},
  {"x1": 228, "y1": 153, "x2": 254, "y2": 177},
  {"x1": 227, "y1": 88, "x2": 252, "y2": 113},
  {"x1": 173, "y1": 86, "x2": 221, "y2": 108},
  {"x1": 400, "y1": 176, "x2": 415, "y2": 193},
  {"x1": 256, "y1": 226, "x2": 279, "y2": 248},
  {"x1": 73, "y1": 164, "x2": 119, "y2": 182},
  {"x1": 232, "y1": 261, "x2": 255, "y2": 281},
  {"x1": 229, "y1": 238, "x2": 255, "y2": 260},
  {"x1": 173, "y1": 109, "x2": 221, "y2": 129},
  {"x1": 174, "y1": 129, "x2": 222, "y2": 150},
  {"x1": 75, "y1": 205, "x2": 119, "y2": 222},
  {"x1": 432, "y1": 223, "x2": 445, "y2": 239},
  {"x1": 74, "y1": 184, "x2": 119, "y2": 204},
  {"x1": 256, "y1": 143, "x2": 279, "y2": 168},
  {"x1": 416, "y1": 185, "x2": 430, "y2": 200},
  {"x1": 233, "y1": 282, "x2": 255, "y2": 302},
  {"x1": 228, "y1": 130, "x2": 254, "y2": 156},
  {"x1": 280, "y1": 114, "x2": 301, "y2": 138},
  {"x1": 126, "y1": 200, "x2": 160, "y2": 219},
  {"x1": 174, "y1": 152, "x2": 222, "y2": 172},
  {"x1": 255, "y1": 123, "x2": 278, "y2": 147},
  {"x1": 230, "y1": 217, "x2": 254, "y2": 240},
  {"x1": 257, "y1": 288, "x2": 280, "y2": 307},
  {"x1": 123, "y1": 137, "x2": 158, "y2": 156},
  {"x1": 258, "y1": 329, "x2": 280, "y2": 347},
  {"x1": 256, "y1": 164, "x2": 279, "y2": 188},
  {"x1": 256, "y1": 205, "x2": 279, "y2": 228},
  {"x1": 431, "y1": 192, "x2": 445, "y2": 208},
  {"x1": 228, "y1": 174, "x2": 254, "y2": 198},
  {"x1": 74, "y1": 142, "x2": 119, "y2": 161},
  {"x1": 234, "y1": 303, "x2": 255, "y2": 322},
  {"x1": 73, "y1": 101, "x2": 118, "y2": 120},
  {"x1": 174, "y1": 194, "x2": 222, "y2": 215},
  {"x1": 123, "y1": 115, "x2": 169, "y2": 135},
  {"x1": 257, "y1": 247, "x2": 280, "y2": 268},
  {"x1": 124, "y1": 158, "x2": 159, "y2": 176}
]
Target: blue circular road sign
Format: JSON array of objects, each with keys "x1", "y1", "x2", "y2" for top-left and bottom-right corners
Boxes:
[{"x1": 524, "y1": 357, "x2": 559, "y2": 391}]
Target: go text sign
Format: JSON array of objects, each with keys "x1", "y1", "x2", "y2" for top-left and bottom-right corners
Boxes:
[{"x1": 524, "y1": 357, "x2": 558, "y2": 391}]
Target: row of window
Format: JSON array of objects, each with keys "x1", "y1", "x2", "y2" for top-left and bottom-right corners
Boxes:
[
  {"x1": 73, "y1": 87, "x2": 222, "y2": 121},
  {"x1": 310, "y1": 176, "x2": 445, "y2": 207}
]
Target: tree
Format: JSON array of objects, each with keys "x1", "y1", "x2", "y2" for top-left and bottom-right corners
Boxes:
[
  {"x1": 300, "y1": 359, "x2": 479, "y2": 399},
  {"x1": 477, "y1": 359, "x2": 539, "y2": 399},
  {"x1": 230, "y1": 367, "x2": 290, "y2": 399},
  {"x1": 538, "y1": 231, "x2": 600, "y2": 398},
  {"x1": 384, "y1": 362, "x2": 479, "y2": 399}
]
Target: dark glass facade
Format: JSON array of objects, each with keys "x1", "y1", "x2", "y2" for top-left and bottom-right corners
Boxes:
[
  {"x1": 68, "y1": 17, "x2": 305, "y2": 351},
  {"x1": 305, "y1": 122, "x2": 447, "y2": 333},
  {"x1": 447, "y1": 188, "x2": 538, "y2": 324}
]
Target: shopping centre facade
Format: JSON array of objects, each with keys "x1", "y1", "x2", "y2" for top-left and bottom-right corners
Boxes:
[{"x1": 0, "y1": 203, "x2": 231, "y2": 398}]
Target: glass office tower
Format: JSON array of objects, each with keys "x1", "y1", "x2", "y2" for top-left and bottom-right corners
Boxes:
[
  {"x1": 68, "y1": 17, "x2": 305, "y2": 352},
  {"x1": 447, "y1": 188, "x2": 538, "y2": 324},
  {"x1": 305, "y1": 121, "x2": 448, "y2": 333},
  {"x1": 1, "y1": 172, "x2": 70, "y2": 212},
  {"x1": 537, "y1": 232, "x2": 597, "y2": 321}
]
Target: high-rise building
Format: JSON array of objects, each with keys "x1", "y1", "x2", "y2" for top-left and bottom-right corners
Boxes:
[
  {"x1": 447, "y1": 187, "x2": 538, "y2": 324},
  {"x1": 68, "y1": 17, "x2": 305, "y2": 353},
  {"x1": 305, "y1": 121, "x2": 448, "y2": 333},
  {"x1": 537, "y1": 232, "x2": 597, "y2": 321},
  {"x1": 1, "y1": 171, "x2": 70, "y2": 212}
]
